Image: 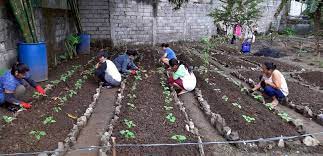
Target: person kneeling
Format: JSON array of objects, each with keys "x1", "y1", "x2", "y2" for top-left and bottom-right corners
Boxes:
[
  {"x1": 113, "y1": 49, "x2": 139, "y2": 76},
  {"x1": 95, "y1": 50, "x2": 122, "y2": 88},
  {"x1": 0, "y1": 63, "x2": 46, "y2": 111},
  {"x1": 168, "y1": 59, "x2": 196, "y2": 95},
  {"x1": 251, "y1": 62, "x2": 288, "y2": 107}
]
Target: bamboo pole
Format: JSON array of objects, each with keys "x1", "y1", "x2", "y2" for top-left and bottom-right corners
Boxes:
[
  {"x1": 28, "y1": 0, "x2": 38, "y2": 42},
  {"x1": 22, "y1": 0, "x2": 35, "y2": 42}
]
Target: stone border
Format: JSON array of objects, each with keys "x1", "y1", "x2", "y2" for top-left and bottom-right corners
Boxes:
[
  {"x1": 231, "y1": 71, "x2": 323, "y2": 126},
  {"x1": 48, "y1": 85, "x2": 102, "y2": 156},
  {"x1": 99, "y1": 79, "x2": 127, "y2": 156}
]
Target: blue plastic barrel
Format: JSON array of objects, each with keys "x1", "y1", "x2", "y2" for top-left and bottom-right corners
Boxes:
[
  {"x1": 77, "y1": 34, "x2": 90, "y2": 54},
  {"x1": 18, "y1": 42, "x2": 48, "y2": 82}
]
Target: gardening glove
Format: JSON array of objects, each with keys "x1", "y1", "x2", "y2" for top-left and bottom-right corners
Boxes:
[
  {"x1": 130, "y1": 70, "x2": 137, "y2": 75},
  {"x1": 20, "y1": 101, "x2": 32, "y2": 109},
  {"x1": 35, "y1": 85, "x2": 46, "y2": 95}
]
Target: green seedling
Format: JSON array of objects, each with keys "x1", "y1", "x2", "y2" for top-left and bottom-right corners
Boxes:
[
  {"x1": 32, "y1": 92, "x2": 43, "y2": 98},
  {"x1": 60, "y1": 75, "x2": 68, "y2": 82},
  {"x1": 120, "y1": 130, "x2": 135, "y2": 139},
  {"x1": 265, "y1": 103, "x2": 274, "y2": 111},
  {"x1": 82, "y1": 75, "x2": 88, "y2": 80},
  {"x1": 127, "y1": 103, "x2": 136, "y2": 109},
  {"x1": 232, "y1": 103, "x2": 242, "y2": 109},
  {"x1": 222, "y1": 95, "x2": 229, "y2": 102},
  {"x1": 43, "y1": 116, "x2": 56, "y2": 125},
  {"x1": 68, "y1": 90, "x2": 77, "y2": 98},
  {"x1": 242, "y1": 115, "x2": 255, "y2": 123},
  {"x1": 53, "y1": 107, "x2": 62, "y2": 112},
  {"x1": 163, "y1": 90, "x2": 171, "y2": 97},
  {"x1": 3, "y1": 116, "x2": 15, "y2": 123},
  {"x1": 252, "y1": 93, "x2": 264, "y2": 101},
  {"x1": 131, "y1": 84, "x2": 137, "y2": 91},
  {"x1": 166, "y1": 113, "x2": 176, "y2": 123},
  {"x1": 50, "y1": 80, "x2": 61, "y2": 85},
  {"x1": 164, "y1": 106, "x2": 173, "y2": 111},
  {"x1": 29, "y1": 130, "x2": 46, "y2": 140},
  {"x1": 59, "y1": 96, "x2": 68, "y2": 103},
  {"x1": 134, "y1": 74, "x2": 142, "y2": 81},
  {"x1": 171, "y1": 135, "x2": 187, "y2": 143},
  {"x1": 278, "y1": 112, "x2": 292, "y2": 122},
  {"x1": 240, "y1": 87, "x2": 248, "y2": 92},
  {"x1": 124, "y1": 119, "x2": 136, "y2": 128},
  {"x1": 157, "y1": 67, "x2": 165, "y2": 73},
  {"x1": 75, "y1": 79, "x2": 83, "y2": 89},
  {"x1": 127, "y1": 94, "x2": 137, "y2": 99},
  {"x1": 165, "y1": 97, "x2": 172, "y2": 104}
]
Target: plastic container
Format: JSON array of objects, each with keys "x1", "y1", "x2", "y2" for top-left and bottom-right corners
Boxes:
[
  {"x1": 241, "y1": 41, "x2": 251, "y2": 54},
  {"x1": 76, "y1": 34, "x2": 90, "y2": 54},
  {"x1": 18, "y1": 42, "x2": 48, "y2": 82}
]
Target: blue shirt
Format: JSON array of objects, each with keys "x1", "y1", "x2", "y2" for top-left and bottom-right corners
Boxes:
[
  {"x1": 113, "y1": 54, "x2": 137, "y2": 74},
  {"x1": 165, "y1": 48, "x2": 176, "y2": 60}
]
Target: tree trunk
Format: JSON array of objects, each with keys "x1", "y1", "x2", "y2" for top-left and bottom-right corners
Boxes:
[{"x1": 314, "y1": 2, "x2": 321, "y2": 59}]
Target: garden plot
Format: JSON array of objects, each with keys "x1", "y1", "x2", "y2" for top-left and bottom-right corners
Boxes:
[
  {"x1": 0, "y1": 56, "x2": 97, "y2": 153},
  {"x1": 232, "y1": 71, "x2": 323, "y2": 124},
  {"x1": 211, "y1": 53, "x2": 258, "y2": 70},
  {"x1": 241, "y1": 56, "x2": 302, "y2": 72},
  {"x1": 110, "y1": 48, "x2": 199, "y2": 155},
  {"x1": 294, "y1": 71, "x2": 323, "y2": 88}
]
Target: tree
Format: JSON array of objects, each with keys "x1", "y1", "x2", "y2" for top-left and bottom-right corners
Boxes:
[
  {"x1": 168, "y1": 0, "x2": 189, "y2": 10},
  {"x1": 209, "y1": 0, "x2": 263, "y2": 34}
]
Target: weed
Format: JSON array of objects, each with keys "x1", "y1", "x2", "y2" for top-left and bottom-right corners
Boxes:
[
  {"x1": 222, "y1": 95, "x2": 229, "y2": 102},
  {"x1": 242, "y1": 115, "x2": 255, "y2": 123},
  {"x1": 278, "y1": 112, "x2": 292, "y2": 122},
  {"x1": 164, "y1": 106, "x2": 173, "y2": 111},
  {"x1": 120, "y1": 130, "x2": 135, "y2": 139},
  {"x1": 43, "y1": 116, "x2": 56, "y2": 125},
  {"x1": 166, "y1": 113, "x2": 176, "y2": 123},
  {"x1": 30, "y1": 130, "x2": 46, "y2": 140},
  {"x1": 124, "y1": 119, "x2": 136, "y2": 128},
  {"x1": 3, "y1": 116, "x2": 15, "y2": 123},
  {"x1": 171, "y1": 135, "x2": 187, "y2": 143}
]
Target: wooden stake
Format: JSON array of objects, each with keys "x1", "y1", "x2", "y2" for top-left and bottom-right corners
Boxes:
[{"x1": 111, "y1": 137, "x2": 117, "y2": 156}]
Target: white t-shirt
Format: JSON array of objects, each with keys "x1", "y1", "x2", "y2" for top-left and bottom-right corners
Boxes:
[
  {"x1": 104, "y1": 60, "x2": 121, "y2": 82},
  {"x1": 263, "y1": 70, "x2": 289, "y2": 96},
  {"x1": 173, "y1": 65, "x2": 196, "y2": 91}
]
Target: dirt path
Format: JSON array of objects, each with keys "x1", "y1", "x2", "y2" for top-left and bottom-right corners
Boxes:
[{"x1": 65, "y1": 88, "x2": 117, "y2": 156}]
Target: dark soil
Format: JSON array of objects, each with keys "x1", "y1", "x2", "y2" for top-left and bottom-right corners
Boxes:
[
  {"x1": 197, "y1": 72, "x2": 299, "y2": 140},
  {"x1": 241, "y1": 56, "x2": 302, "y2": 72},
  {"x1": 0, "y1": 57, "x2": 97, "y2": 153},
  {"x1": 236, "y1": 71, "x2": 323, "y2": 115},
  {"x1": 211, "y1": 53, "x2": 257, "y2": 69},
  {"x1": 111, "y1": 47, "x2": 199, "y2": 155},
  {"x1": 297, "y1": 71, "x2": 323, "y2": 87}
]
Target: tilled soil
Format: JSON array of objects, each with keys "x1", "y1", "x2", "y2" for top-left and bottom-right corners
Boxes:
[
  {"x1": 297, "y1": 71, "x2": 323, "y2": 87},
  {"x1": 237, "y1": 71, "x2": 323, "y2": 115},
  {"x1": 241, "y1": 56, "x2": 302, "y2": 72},
  {"x1": 111, "y1": 48, "x2": 199, "y2": 155},
  {"x1": 196, "y1": 72, "x2": 299, "y2": 140},
  {"x1": 0, "y1": 59, "x2": 97, "y2": 153},
  {"x1": 211, "y1": 53, "x2": 257, "y2": 69}
]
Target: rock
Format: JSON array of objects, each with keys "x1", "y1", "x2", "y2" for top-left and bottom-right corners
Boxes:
[
  {"x1": 295, "y1": 105, "x2": 305, "y2": 114},
  {"x1": 189, "y1": 121, "x2": 195, "y2": 130},
  {"x1": 70, "y1": 137, "x2": 76, "y2": 144},
  {"x1": 278, "y1": 138, "x2": 285, "y2": 148},
  {"x1": 79, "y1": 116, "x2": 87, "y2": 125},
  {"x1": 222, "y1": 126, "x2": 231, "y2": 136},
  {"x1": 227, "y1": 131, "x2": 239, "y2": 141},
  {"x1": 58, "y1": 142, "x2": 64, "y2": 150},
  {"x1": 77, "y1": 121, "x2": 84, "y2": 127},
  {"x1": 303, "y1": 136, "x2": 320, "y2": 146},
  {"x1": 96, "y1": 88, "x2": 100, "y2": 92},
  {"x1": 185, "y1": 124, "x2": 190, "y2": 132},
  {"x1": 38, "y1": 153, "x2": 48, "y2": 156},
  {"x1": 93, "y1": 93, "x2": 99, "y2": 101},
  {"x1": 197, "y1": 97, "x2": 204, "y2": 102},
  {"x1": 317, "y1": 114, "x2": 323, "y2": 124},
  {"x1": 292, "y1": 119, "x2": 305, "y2": 134},
  {"x1": 289, "y1": 103, "x2": 296, "y2": 109},
  {"x1": 304, "y1": 106, "x2": 313, "y2": 117},
  {"x1": 266, "y1": 141, "x2": 275, "y2": 150},
  {"x1": 115, "y1": 106, "x2": 121, "y2": 115}
]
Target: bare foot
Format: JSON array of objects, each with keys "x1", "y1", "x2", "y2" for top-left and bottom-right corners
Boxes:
[{"x1": 271, "y1": 98, "x2": 279, "y2": 107}]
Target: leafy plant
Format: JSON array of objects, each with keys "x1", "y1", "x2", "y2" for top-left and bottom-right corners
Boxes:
[
  {"x1": 265, "y1": 103, "x2": 274, "y2": 111},
  {"x1": 127, "y1": 103, "x2": 136, "y2": 109},
  {"x1": 163, "y1": 90, "x2": 171, "y2": 97},
  {"x1": 29, "y1": 130, "x2": 46, "y2": 140},
  {"x1": 120, "y1": 130, "x2": 135, "y2": 139},
  {"x1": 50, "y1": 80, "x2": 61, "y2": 85},
  {"x1": 32, "y1": 92, "x2": 43, "y2": 98},
  {"x1": 3, "y1": 116, "x2": 15, "y2": 123},
  {"x1": 242, "y1": 115, "x2": 255, "y2": 123},
  {"x1": 222, "y1": 95, "x2": 229, "y2": 102},
  {"x1": 68, "y1": 90, "x2": 77, "y2": 98},
  {"x1": 171, "y1": 135, "x2": 187, "y2": 143},
  {"x1": 60, "y1": 74, "x2": 68, "y2": 82},
  {"x1": 232, "y1": 103, "x2": 242, "y2": 109},
  {"x1": 240, "y1": 87, "x2": 248, "y2": 92},
  {"x1": 164, "y1": 106, "x2": 173, "y2": 111},
  {"x1": 124, "y1": 119, "x2": 136, "y2": 128},
  {"x1": 166, "y1": 113, "x2": 176, "y2": 123},
  {"x1": 75, "y1": 79, "x2": 83, "y2": 90},
  {"x1": 43, "y1": 116, "x2": 56, "y2": 125},
  {"x1": 134, "y1": 72, "x2": 142, "y2": 81},
  {"x1": 59, "y1": 96, "x2": 68, "y2": 103},
  {"x1": 252, "y1": 93, "x2": 264, "y2": 101},
  {"x1": 165, "y1": 97, "x2": 173, "y2": 104},
  {"x1": 278, "y1": 112, "x2": 292, "y2": 122},
  {"x1": 53, "y1": 107, "x2": 62, "y2": 112},
  {"x1": 282, "y1": 27, "x2": 295, "y2": 36}
]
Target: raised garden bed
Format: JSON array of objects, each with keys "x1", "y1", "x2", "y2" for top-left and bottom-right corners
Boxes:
[
  {"x1": 241, "y1": 56, "x2": 302, "y2": 72},
  {"x1": 108, "y1": 48, "x2": 199, "y2": 155},
  {"x1": 0, "y1": 56, "x2": 97, "y2": 153},
  {"x1": 211, "y1": 53, "x2": 257, "y2": 70},
  {"x1": 294, "y1": 71, "x2": 323, "y2": 88}
]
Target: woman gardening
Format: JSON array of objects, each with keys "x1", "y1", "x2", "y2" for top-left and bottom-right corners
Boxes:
[
  {"x1": 251, "y1": 62, "x2": 288, "y2": 107},
  {"x1": 168, "y1": 58, "x2": 196, "y2": 95}
]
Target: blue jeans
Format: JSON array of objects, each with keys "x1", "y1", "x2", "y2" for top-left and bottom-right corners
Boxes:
[
  {"x1": 0, "y1": 93, "x2": 4, "y2": 106},
  {"x1": 263, "y1": 86, "x2": 285, "y2": 100}
]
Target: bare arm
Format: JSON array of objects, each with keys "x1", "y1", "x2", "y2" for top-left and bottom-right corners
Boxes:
[{"x1": 266, "y1": 72, "x2": 281, "y2": 89}]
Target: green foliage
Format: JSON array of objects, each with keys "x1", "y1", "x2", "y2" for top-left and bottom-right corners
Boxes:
[
  {"x1": 68, "y1": 90, "x2": 77, "y2": 98},
  {"x1": 120, "y1": 130, "x2": 135, "y2": 139},
  {"x1": 53, "y1": 107, "x2": 62, "y2": 112},
  {"x1": 43, "y1": 116, "x2": 56, "y2": 125},
  {"x1": 209, "y1": 0, "x2": 263, "y2": 28},
  {"x1": 168, "y1": 0, "x2": 189, "y2": 10},
  {"x1": 124, "y1": 119, "x2": 136, "y2": 128},
  {"x1": 50, "y1": 80, "x2": 61, "y2": 85},
  {"x1": 171, "y1": 135, "x2": 187, "y2": 143},
  {"x1": 127, "y1": 103, "x2": 136, "y2": 109},
  {"x1": 252, "y1": 93, "x2": 264, "y2": 101},
  {"x1": 242, "y1": 115, "x2": 255, "y2": 123},
  {"x1": 304, "y1": 0, "x2": 320, "y2": 16},
  {"x1": 282, "y1": 27, "x2": 295, "y2": 36},
  {"x1": 265, "y1": 103, "x2": 274, "y2": 111},
  {"x1": 3, "y1": 116, "x2": 15, "y2": 123},
  {"x1": 166, "y1": 113, "x2": 176, "y2": 123},
  {"x1": 232, "y1": 102, "x2": 242, "y2": 109},
  {"x1": 29, "y1": 130, "x2": 46, "y2": 140},
  {"x1": 222, "y1": 95, "x2": 229, "y2": 102},
  {"x1": 32, "y1": 92, "x2": 43, "y2": 98},
  {"x1": 164, "y1": 106, "x2": 173, "y2": 111},
  {"x1": 201, "y1": 37, "x2": 211, "y2": 67},
  {"x1": 278, "y1": 112, "x2": 292, "y2": 122}
]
